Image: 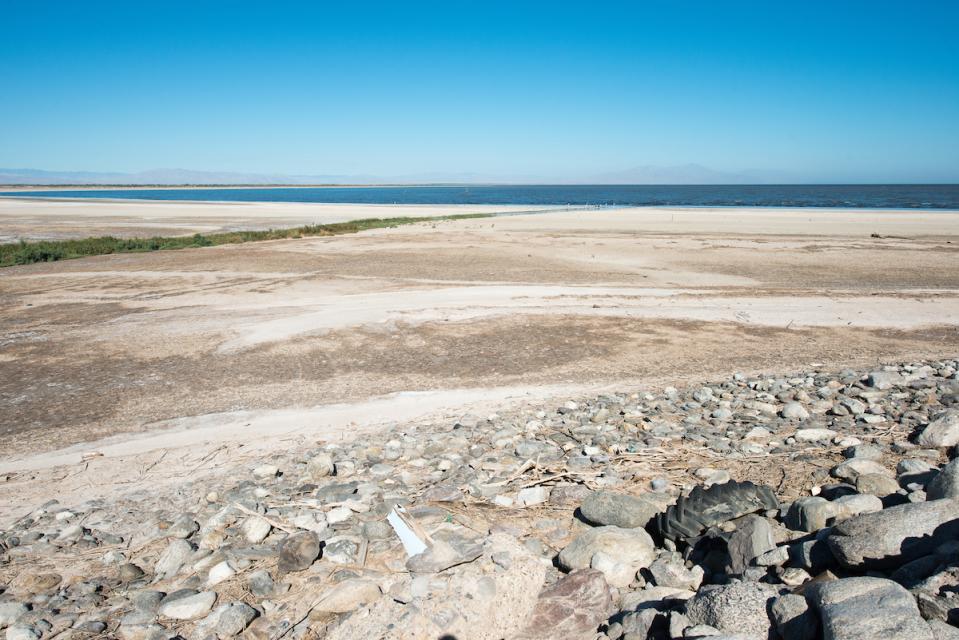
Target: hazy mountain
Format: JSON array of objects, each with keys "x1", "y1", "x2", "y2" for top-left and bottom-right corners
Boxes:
[{"x1": 0, "y1": 165, "x2": 791, "y2": 186}]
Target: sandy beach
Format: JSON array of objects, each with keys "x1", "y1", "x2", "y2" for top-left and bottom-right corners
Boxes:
[
  {"x1": 2, "y1": 201, "x2": 957, "y2": 473},
  {"x1": 0, "y1": 196, "x2": 561, "y2": 242}
]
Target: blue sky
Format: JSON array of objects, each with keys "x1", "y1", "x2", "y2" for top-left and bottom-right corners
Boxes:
[{"x1": 1, "y1": 1, "x2": 957, "y2": 182}]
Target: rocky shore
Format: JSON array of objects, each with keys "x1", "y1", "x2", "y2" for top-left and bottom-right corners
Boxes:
[{"x1": 2, "y1": 358, "x2": 959, "y2": 639}]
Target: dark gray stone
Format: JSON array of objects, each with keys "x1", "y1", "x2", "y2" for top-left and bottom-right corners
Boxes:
[
  {"x1": 726, "y1": 515, "x2": 776, "y2": 574},
  {"x1": 770, "y1": 594, "x2": 817, "y2": 640},
  {"x1": 276, "y1": 531, "x2": 320, "y2": 573},
  {"x1": 927, "y1": 459, "x2": 959, "y2": 500},
  {"x1": 580, "y1": 491, "x2": 661, "y2": 529}
]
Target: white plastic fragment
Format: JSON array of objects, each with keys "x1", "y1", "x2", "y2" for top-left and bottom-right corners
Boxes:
[{"x1": 387, "y1": 505, "x2": 431, "y2": 557}]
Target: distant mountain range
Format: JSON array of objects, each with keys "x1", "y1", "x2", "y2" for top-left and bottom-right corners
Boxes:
[{"x1": 0, "y1": 164, "x2": 797, "y2": 186}]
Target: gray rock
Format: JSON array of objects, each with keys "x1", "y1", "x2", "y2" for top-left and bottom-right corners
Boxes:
[
  {"x1": 782, "y1": 403, "x2": 811, "y2": 421},
  {"x1": 794, "y1": 428, "x2": 836, "y2": 441},
  {"x1": 855, "y1": 473, "x2": 900, "y2": 496},
  {"x1": 158, "y1": 590, "x2": 217, "y2": 620},
  {"x1": 785, "y1": 497, "x2": 838, "y2": 532},
  {"x1": 831, "y1": 458, "x2": 891, "y2": 482},
  {"x1": 154, "y1": 538, "x2": 194, "y2": 580},
  {"x1": 840, "y1": 397, "x2": 867, "y2": 415},
  {"x1": 917, "y1": 410, "x2": 959, "y2": 448},
  {"x1": 247, "y1": 569, "x2": 275, "y2": 597},
  {"x1": 726, "y1": 515, "x2": 776, "y2": 574},
  {"x1": 215, "y1": 602, "x2": 257, "y2": 637},
  {"x1": 899, "y1": 458, "x2": 936, "y2": 475},
  {"x1": 557, "y1": 526, "x2": 655, "y2": 574},
  {"x1": 119, "y1": 563, "x2": 145, "y2": 581},
  {"x1": 0, "y1": 603, "x2": 29, "y2": 628},
  {"x1": 240, "y1": 516, "x2": 271, "y2": 544},
  {"x1": 844, "y1": 443, "x2": 883, "y2": 460},
  {"x1": 132, "y1": 590, "x2": 165, "y2": 612},
  {"x1": 867, "y1": 370, "x2": 903, "y2": 390},
  {"x1": 648, "y1": 555, "x2": 704, "y2": 590},
  {"x1": 928, "y1": 619, "x2": 959, "y2": 640},
  {"x1": 927, "y1": 458, "x2": 959, "y2": 500},
  {"x1": 620, "y1": 609, "x2": 658, "y2": 638},
  {"x1": 832, "y1": 493, "x2": 883, "y2": 519},
  {"x1": 827, "y1": 499, "x2": 959, "y2": 569},
  {"x1": 579, "y1": 491, "x2": 661, "y2": 529},
  {"x1": 276, "y1": 531, "x2": 320, "y2": 573},
  {"x1": 361, "y1": 519, "x2": 393, "y2": 540},
  {"x1": 755, "y1": 546, "x2": 790, "y2": 567},
  {"x1": 684, "y1": 582, "x2": 779, "y2": 640},
  {"x1": 770, "y1": 594, "x2": 817, "y2": 640},
  {"x1": 420, "y1": 484, "x2": 464, "y2": 502},
  {"x1": 166, "y1": 514, "x2": 199, "y2": 539},
  {"x1": 4, "y1": 626, "x2": 40, "y2": 640},
  {"x1": 306, "y1": 453, "x2": 335, "y2": 479},
  {"x1": 323, "y1": 537, "x2": 359, "y2": 564},
  {"x1": 685, "y1": 623, "x2": 725, "y2": 637},
  {"x1": 516, "y1": 486, "x2": 550, "y2": 507},
  {"x1": 806, "y1": 577, "x2": 933, "y2": 640}
]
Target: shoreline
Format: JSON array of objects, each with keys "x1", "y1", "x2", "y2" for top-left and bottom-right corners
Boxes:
[{"x1": 2, "y1": 193, "x2": 958, "y2": 214}]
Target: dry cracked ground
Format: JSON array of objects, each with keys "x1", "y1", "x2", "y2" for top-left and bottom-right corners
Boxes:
[{"x1": 1, "y1": 204, "x2": 957, "y2": 469}]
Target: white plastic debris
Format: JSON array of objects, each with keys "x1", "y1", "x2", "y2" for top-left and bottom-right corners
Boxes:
[{"x1": 387, "y1": 505, "x2": 431, "y2": 557}]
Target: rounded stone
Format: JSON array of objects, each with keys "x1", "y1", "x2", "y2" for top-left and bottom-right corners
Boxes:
[
  {"x1": 579, "y1": 491, "x2": 661, "y2": 529},
  {"x1": 276, "y1": 531, "x2": 320, "y2": 573},
  {"x1": 685, "y1": 582, "x2": 780, "y2": 640}
]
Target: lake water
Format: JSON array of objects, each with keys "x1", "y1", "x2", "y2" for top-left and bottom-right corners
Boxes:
[{"x1": 4, "y1": 184, "x2": 959, "y2": 209}]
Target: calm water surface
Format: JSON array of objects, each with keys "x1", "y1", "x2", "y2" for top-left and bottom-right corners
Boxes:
[{"x1": 3, "y1": 185, "x2": 959, "y2": 209}]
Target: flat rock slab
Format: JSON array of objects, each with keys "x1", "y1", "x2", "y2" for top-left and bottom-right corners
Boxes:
[
  {"x1": 806, "y1": 577, "x2": 933, "y2": 640},
  {"x1": 827, "y1": 499, "x2": 959, "y2": 569},
  {"x1": 517, "y1": 569, "x2": 612, "y2": 640}
]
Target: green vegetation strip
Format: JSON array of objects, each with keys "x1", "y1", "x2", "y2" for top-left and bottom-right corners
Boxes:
[{"x1": 0, "y1": 214, "x2": 491, "y2": 268}]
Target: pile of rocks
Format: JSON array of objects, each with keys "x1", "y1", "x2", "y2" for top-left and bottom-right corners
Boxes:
[{"x1": 1, "y1": 359, "x2": 958, "y2": 639}]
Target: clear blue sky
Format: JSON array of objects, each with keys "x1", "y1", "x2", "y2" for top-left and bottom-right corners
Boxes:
[{"x1": 1, "y1": 1, "x2": 957, "y2": 182}]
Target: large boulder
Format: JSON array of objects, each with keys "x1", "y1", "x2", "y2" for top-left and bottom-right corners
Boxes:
[
  {"x1": 917, "y1": 410, "x2": 959, "y2": 448},
  {"x1": 655, "y1": 481, "x2": 778, "y2": 541},
  {"x1": 684, "y1": 582, "x2": 780, "y2": 640},
  {"x1": 558, "y1": 525, "x2": 655, "y2": 574},
  {"x1": 827, "y1": 499, "x2": 959, "y2": 570},
  {"x1": 806, "y1": 577, "x2": 933, "y2": 640},
  {"x1": 927, "y1": 458, "x2": 959, "y2": 500},
  {"x1": 579, "y1": 491, "x2": 662, "y2": 529}
]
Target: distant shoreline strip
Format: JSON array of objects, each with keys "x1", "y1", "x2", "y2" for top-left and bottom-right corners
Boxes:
[{"x1": 0, "y1": 213, "x2": 492, "y2": 268}]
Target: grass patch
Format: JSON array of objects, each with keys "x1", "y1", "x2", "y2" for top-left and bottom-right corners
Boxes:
[{"x1": 0, "y1": 214, "x2": 491, "y2": 268}]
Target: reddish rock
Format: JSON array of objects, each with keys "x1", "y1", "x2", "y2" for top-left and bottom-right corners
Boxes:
[{"x1": 519, "y1": 569, "x2": 611, "y2": 640}]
